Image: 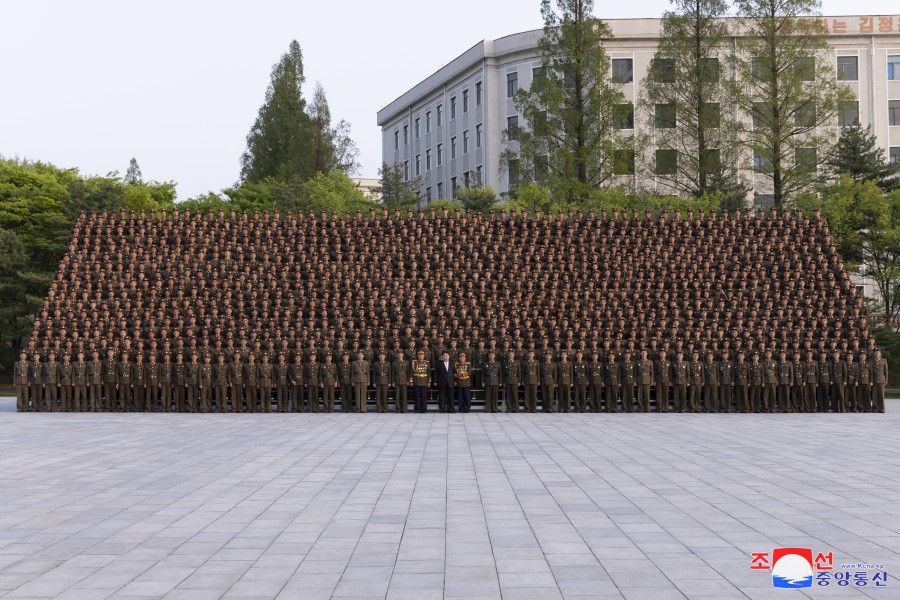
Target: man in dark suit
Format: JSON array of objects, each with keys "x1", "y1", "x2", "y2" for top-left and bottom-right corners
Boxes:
[{"x1": 435, "y1": 351, "x2": 454, "y2": 413}]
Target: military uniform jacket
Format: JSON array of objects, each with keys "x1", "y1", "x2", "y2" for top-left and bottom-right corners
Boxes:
[
  {"x1": 304, "y1": 363, "x2": 320, "y2": 385},
  {"x1": 818, "y1": 361, "x2": 831, "y2": 385},
  {"x1": 539, "y1": 362, "x2": 557, "y2": 385},
  {"x1": 337, "y1": 362, "x2": 353, "y2": 385},
  {"x1": 604, "y1": 362, "x2": 621, "y2": 385},
  {"x1": 258, "y1": 363, "x2": 274, "y2": 387},
  {"x1": 777, "y1": 361, "x2": 793, "y2": 385},
  {"x1": 115, "y1": 362, "x2": 132, "y2": 385},
  {"x1": 719, "y1": 360, "x2": 734, "y2": 385},
  {"x1": 147, "y1": 363, "x2": 161, "y2": 385},
  {"x1": 29, "y1": 361, "x2": 42, "y2": 384},
  {"x1": 15, "y1": 360, "x2": 29, "y2": 385},
  {"x1": 352, "y1": 361, "x2": 370, "y2": 385},
  {"x1": 749, "y1": 362, "x2": 763, "y2": 385},
  {"x1": 274, "y1": 363, "x2": 290, "y2": 386},
  {"x1": 830, "y1": 360, "x2": 847, "y2": 385},
  {"x1": 60, "y1": 362, "x2": 74, "y2": 385},
  {"x1": 803, "y1": 360, "x2": 818, "y2": 384},
  {"x1": 132, "y1": 363, "x2": 147, "y2": 386},
  {"x1": 73, "y1": 362, "x2": 87, "y2": 385},
  {"x1": 503, "y1": 360, "x2": 521, "y2": 385},
  {"x1": 858, "y1": 362, "x2": 872, "y2": 384},
  {"x1": 198, "y1": 364, "x2": 212, "y2": 387},
  {"x1": 621, "y1": 361, "x2": 636, "y2": 384},
  {"x1": 761, "y1": 360, "x2": 777, "y2": 384},
  {"x1": 321, "y1": 363, "x2": 338, "y2": 386},
  {"x1": 243, "y1": 363, "x2": 259, "y2": 385},
  {"x1": 214, "y1": 363, "x2": 230, "y2": 386},
  {"x1": 735, "y1": 362, "x2": 749, "y2": 384},
  {"x1": 226, "y1": 361, "x2": 241, "y2": 385},
  {"x1": 688, "y1": 362, "x2": 703, "y2": 385},
  {"x1": 636, "y1": 359, "x2": 653, "y2": 385},
  {"x1": 557, "y1": 362, "x2": 573, "y2": 386},
  {"x1": 373, "y1": 362, "x2": 391, "y2": 385},
  {"x1": 288, "y1": 364, "x2": 304, "y2": 385},
  {"x1": 412, "y1": 360, "x2": 430, "y2": 386},
  {"x1": 874, "y1": 359, "x2": 888, "y2": 384},
  {"x1": 456, "y1": 362, "x2": 472, "y2": 387},
  {"x1": 791, "y1": 361, "x2": 804, "y2": 385},
  {"x1": 847, "y1": 363, "x2": 859, "y2": 386},
  {"x1": 523, "y1": 360, "x2": 540, "y2": 385},
  {"x1": 174, "y1": 363, "x2": 187, "y2": 386},
  {"x1": 103, "y1": 360, "x2": 117, "y2": 383},
  {"x1": 572, "y1": 362, "x2": 588, "y2": 385},
  {"x1": 390, "y1": 360, "x2": 408, "y2": 385},
  {"x1": 483, "y1": 361, "x2": 501, "y2": 386},
  {"x1": 589, "y1": 362, "x2": 604, "y2": 385},
  {"x1": 654, "y1": 360, "x2": 671, "y2": 385},
  {"x1": 704, "y1": 362, "x2": 719, "y2": 386},
  {"x1": 88, "y1": 360, "x2": 104, "y2": 385},
  {"x1": 185, "y1": 363, "x2": 200, "y2": 385}
]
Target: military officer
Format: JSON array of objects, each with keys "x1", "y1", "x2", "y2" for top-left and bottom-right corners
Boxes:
[
  {"x1": 352, "y1": 351, "x2": 370, "y2": 413},
  {"x1": 749, "y1": 353, "x2": 763, "y2": 413},
  {"x1": 635, "y1": 349, "x2": 653, "y2": 413},
  {"x1": 73, "y1": 352, "x2": 88, "y2": 412},
  {"x1": 572, "y1": 351, "x2": 588, "y2": 413},
  {"x1": 338, "y1": 353, "x2": 353, "y2": 412},
  {"x1": 522, "y1": 351, "x2": 539, "y2": 413},
  {"x1": 88, "y1": 351, "x2": 104, "y2": 412},
  {"x1": 776, "y1": 351, "x2": 793, "y2": 413},
  {"x1": 198, "y1": 355, "x2": 213, "y2": 412},
  {"x1": 830, "y1": 350, "x2": 847, "y2": 413},
  {"x1": 621, "y1": 355, "x2": 637, "y2": 413},
  {"x1": 274, "y1": 355, "x2": 290, "y2": 413},
  {"x1": 146, "y1": 354, "x2": 161, "y2": 412},
  {"x1": 373, "y1": 352, "x2": 391, "y2": 413},
  {"x1": 14, "y1": 350, "x2": 29, "y2": 412},
  {"x1": 589, "y1": 352, "x2": 604, "y2": 412},
  {"x1": 160, "y1": 353, "x2": 174, "y2": 412},
  {"x1": 873, "y1": 349, "x2": 887, "y2": 413},
  {"x1": 321, "y1": 354, "x2": 338, "y2": 413},
  {"x1": 305, "y1": 354, "x2": 320, "y2": 413},
  {"x1": 411, "y1": 350, "x2": 430, "y2": 413},
  {"x1": 482, "y1": 351, "x2": 501, "y2": 413},
  {"x1": 703, "y1": 352, "x2": 719, "y2": 413},
  {"x1": 258, "y1": 354, "x2": 274, "y2": 413},
  {"x1": 718, "y1": 351, "x2": 734, "y2": 413},
  {"x1": 174, "y1": 353, "x2": 188, "y2": 412},
  {"x1": 116, "y1": 353, "x2": 133, "y2": 412},
  {"x1": 557, "y1": 353, "x2": 573, "y2": 412},
  {"x1": 290, "y1": 355, "x2": 305, "y2": 412},
  {"x1": 858, "y1": 352, "x2": 872, "y2": 412},
  {"x1": 503, "y1": 350, "x2": 522, "y2": 413},
  {"x1": 60, "y1": 354, "x2": 74, "y2": 411},
  {"x1": 734, "y1": 351, "x2": 749, "y2": 413},
  {"x1": 605, "y1": 354, "x2": 621, "y2": 413},
  {"x1": 244, "y1": 354, "x2": 259, "y2": 413},
  {"x1": 802, "y1": 350, "x2": 818, "y2": 413},
  {"x1": 688, "y1": 351, "x2": 703, "y2": 413},
  {"x1": 214, "y1": 354, "x2": 230, "y2": 413},
  {"x1": 655, "y1": 350, "x2": 671, "y2": 413}
]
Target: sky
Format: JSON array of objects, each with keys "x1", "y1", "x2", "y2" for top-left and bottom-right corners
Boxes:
[{"x1": 0, "y1": 0, "x2": 878, "y2": 201}]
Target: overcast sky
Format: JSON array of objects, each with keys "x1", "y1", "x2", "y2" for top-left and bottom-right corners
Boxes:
[{"x1": 0, "y1": 0, "x2": 877, "y2": 200}]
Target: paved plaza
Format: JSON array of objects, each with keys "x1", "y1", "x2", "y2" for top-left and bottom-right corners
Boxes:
[{"x1": 0, "y1": 398, "x2": 897, "y2": 600}]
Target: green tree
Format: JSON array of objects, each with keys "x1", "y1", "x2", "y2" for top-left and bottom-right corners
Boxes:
[
  {"x1": 500, "y1": 0, "x2": 630, "y2": 204},
  {"x1": 125, "y1": 158, "x2": 142, "y2": 185},
  {"x1": 377, "y1": 162, "x2": 420, "y2": 210},
  {"x1": 826, "y1": 124, "x2": 900, "y2": 191},
  {"x1": 307, "y1": 82, "x2": 360, "y2": 176},
  {"x1": 730, "y1": 0, "x2": 851, "y2": 208},
  {"x1": 457, "y1": 185, "x2": 498, "y2": 212},
  {"x1": 240, "y1": 40, "x2": 311, "y2": 183},
  {"x1": 640, "y1": 0, "x2": 744, "y2": 199}
]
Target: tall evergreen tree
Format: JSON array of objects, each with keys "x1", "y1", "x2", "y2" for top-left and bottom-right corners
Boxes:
[
  {"x1": 240, "y1": 40, "x2": 311, "y2": 183},
  {"x1": 500, "y1": 0, "x2": 629, "y2": 204},
  {"x1": 640, "y1": 0, "x2": 743, "y2": 200},
  {"x1": 730, "y1": 0, "x2": 851, "y2": 208},
  {"x1": 377, "y1": 162, "x2": 421, "y2": 210},
  {"x1": 826, "y1": 124, "x2": 900, "y2": 191},
  {"x1": 125, "y1": 158, "x2": 142, "y2": 185},
  {"x1": 307, "y1": 82, "x2": 360, "y2": 176}
]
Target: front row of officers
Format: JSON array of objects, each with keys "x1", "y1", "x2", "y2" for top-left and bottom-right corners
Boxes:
[{"x1": 14, "y1": 347, "x2": 888, "y2": 414}]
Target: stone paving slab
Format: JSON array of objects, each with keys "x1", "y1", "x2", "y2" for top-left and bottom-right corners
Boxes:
[{"x1": 0, "y1": 397, "x2": 897, "y2": 599}]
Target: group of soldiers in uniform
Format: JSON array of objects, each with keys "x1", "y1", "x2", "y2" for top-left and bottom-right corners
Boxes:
[{"x1": 15, "y1": 204, "x2": 885, "y2": 415}]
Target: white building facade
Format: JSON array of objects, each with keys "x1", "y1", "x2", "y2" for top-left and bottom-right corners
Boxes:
[{"x1": 377, "y1": 15, "x2": 900, "y2": 207}]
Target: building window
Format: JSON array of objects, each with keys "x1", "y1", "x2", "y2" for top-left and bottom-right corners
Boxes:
[
  {"x1": 612, "y1": 58, "x2": 634, "y2": 83},
  {"x1": 476, "y1": 124, "x2": 483, "y2": 149},
  {"x1": 754, "y1": 194, "x2": 775, "y2": 210},
  {"x1": 507, "y1": 72, "x2": 519, "y2": 98},
  {"x1": 437, "y1": 182, "x2": 443, "y2": 198},
  {"x1": 654, "y1": 103, "x2": 676, "y2": 129},
  {"x1": 508, "y1": 159, "x2": 520, "y2": 186},
  {"x1": 476, "y1": 81, "x2": 483, "y2": 106},
  {"x1": 535, "y1": 155, "x2": 549, "y2": 181},
  {"x1": 450, "y1": 96, "x2": 457, "y2": 120},
  {"x1": 655, "y1": 149, "x2": 677, "y2": 175},
  {"x1": 451, "y1": 136, "x2": 457, "y2": 160},
  {"x1": 652, "y1": 58, "x2": 675, "y2": 83},
  {"x1": 890, "y1": 100, "x2": 900, "y2": 126},
  {"x1": 403, "y1": 125, "x2": 409, "y2": 145},
  {"x1": 476, "y1": 164, "x2": 483, "y2": 180},
  {"x1": 613, "y1": 150, "x2": 635, "y2": 175},
  {"x1": 532, "y1": 66, "x2": 543, "y2": 82},
  {"x1": 463, "y1": 130, "x2": 469, "y2": 154},
  {"x1": 752, "y1": 102, "x2": 772, "y2": 129},
  {"x1": 507, "y1": 115, "x2": 519, "y2": 141},
  {"x1": 702, "y1": 149, "x2": 721, "y2": 172},
  {"x1": 404, "y1": 160, "x2": 410, "y2": 180},
  {"x1": 839, "y1": 101, "x2": 860, "y2": 127},
  {"x1": 698, "y1": 103, "x2": 721, "y2": 129},
  {"x1": 437, "y1": 104, "x2": 443, "y2": 127},
  {"x1": 889, "y1": 56, "x2": 900, "y2": 81},
  {"x1": 462, "y1": 90, "x2": 469, "y2": 113},
  {"x1": 855, "y1": 285, "x2": 865, "y2": 298},
  {"x1": 426, "y1": 149, "x2": 432, "y2": 171},
  {"x1": 437, "y1": 143, "x2": 443, "y2": 166},
  {"x1": 890, "y1": 147, "x2": 900, "y2": 164},
  {"x1": 796, "y1": 103, "x2": 816, "y2": 128},
  {"x1": 463, "y1": 171, "x2": 470, "y2": 187},
  {"x1": 415, "y1": 154, "x2": 421, "y2": 176},
  {"x1": 837, "y1": 56, "x2": 858, "y2": 81},
  {"x1": 414, "y1": 118, "x2": 420, "y2": 139},
  {"x1": 451, "y1": 177, "x2": 458, "y2": 199},
  {"x1": 753, "y1": 151, "x2": 773, "y2": 173},
  {"x1": 751, "y1": 57, "x2": 769, "y2": 80},
  {"x1": 796, "y1": 56, "x2": 815, "y2": 81},
  {"x1": 701, "y1": 58, "x2": 720, "y2": 82},
  {"x1": 613, "y1": 104, "x2": 634, "y2": 130},
  {"x1": 796, "y1": 147, "x2": 817, "y2": 173},
  {"x1": 426, "y1": 111, "x2": 432, "y2": 133},
  {"x1": 426, "y1": 187, "x2": 432, "y2": 201},
  {"x1": 394, "y1": 130, "x2": 399, "y2": 151}
]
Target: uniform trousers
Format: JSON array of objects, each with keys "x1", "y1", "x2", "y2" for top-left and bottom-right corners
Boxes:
[
  {"x1": 73, "y1": 384, "x2": 87, "y2": 412},
  {"x1": 540, "y1": 385, "x2": 554, "y2": 413},
  {"x1": 413, "y1": 385, "x2": 428, "y2": 413},
  {"x1": 558, "y1": 386, "x2": 571, "y2": 412},
  {"x1": 505, "y1": 384, "x2": 519, "y2": 413},
  {"x1": 376, "y1": 384, "x2": 389, "y2": 413},
  {"x1": 484, "y1": 385, "x2": 499, "y2": 412},
  {"x1": 323, "y1": 385, "x2": 336, "y2": 412},
  {"x1": 354, "y1": 384, "x2": 368, "y2": 413},
  {"x1": 636, "y1": 384, "x2": 651, "y2": 412},
  {"x1": 523, "y1": 384, "x2": 537, "y2": 413}
]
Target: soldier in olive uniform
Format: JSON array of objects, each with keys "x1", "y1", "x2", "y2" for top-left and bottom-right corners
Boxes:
[
  {"x1": 791, "y1": 352, "x2": 804, "y2": 413},
  {"x1": 830, "y1": 350, "x2": 847, "y2": 413},
  {"x1": 557, "y1": 354, "x2": 573, "y2": 412},
  {"x1": 132, "y1": 354, "x2": 148, "y2": 411},
  {"x1": 228, "y1": 355, "x2": 243, "y2": 413},
  {"x1": 73, "y1": 352, "x2": 88, "y2": 412},
  {"x1": 305, "y1": 355, "x2": 320, "y2": 413},
  {"x1": 482, "y1": 351, "x2": 501, "y2": 413},
  {"x1": 688, "y1": 352, "x2": 703, "y2": 413},
  {"x1": 718, "y1": 351, "x2": 734, "y2": 413},
  {"x1": 762, "y1": 350, "x2": 777, "y2": 413},
  {"x1": 338, "y1": 353, "x2": 353, "y2": 412},
  {"x1": 412, "y1": 350, "x2": 430, "y2": 413},
  {"x1": 858, "y1": 353, "x2": 872, "y2": 412},
  {"x1": 749, "y1": 353, "x2": 763, "y2": 413},
  {"x1": 174, "y1": 354, "x2": 187, "y2": 412},
  {"x1": 802, "y1": 351, "x2": 818, "y2": 413},
  {"x1": 60, "y1": 354, "x2": 74, "y2": 411},
  {"x1": 244, "y1": 354, "x2": 259, "y2": 413},
  {"x1": 147, "y1": 354, "x2": 161, "y2": 412},
  {"x1": 589, "y1": 352, "x2": 604, "y2": 412},
  {"x1": 198, "y1": 355, "x2": 213, "y2": 412},
  {"x1": 30, "y1": 353, "x2": 43, "y2": 411},
  {"x1": 274, "y1": 355, "x2": 290, "y2": 412},
  {"x1": 703, "y1": 352, "x2": 719, "y2": 413},
  {"x1": 817, "y1": 352, "x2": 831, "y2": 413},
  {"x1": 605, "y1": 354, "x2": 621, "y2": 413},
  {"x1": 504, "y1": 351, "x2": 522, "y2": 413},
  {"x1": 734, "y1": 352, "x2": 749, "y2": 413},
  {"x1": 214, "y1": 354, "x2": 230, "y2": 413},
  {"x1": 185, "y1": 354, "x2": 200, "y2": 413},
  {"x1": 321, "y1": 354, "x2": 338, "y2": 413},
  {"x1": 43, "y1": 352, "x2": 61, "y2": 412},
  {"x1": 572, "y1": 352, "x2": 588, "y2": 413},
  {"x1": 635, "y1": 350, "x2": 653, "y2": 413},
  {"x1": 539, "y1": 354, "x2": 557, "y2": 413},
  {"x1": 258, "y1": 354, "x2": 274, "y2": 413},
  {"x1": 522, "y1": 351, "x2": 539, "y2": 413},
  {"x1": 116, "y1": 353, "x2": 133, "y2": 412},
  {"x1": 776, "y1": 351, "x2": 793, "y2": 413},
  {"x1": 14, "y1": 351, "x2": 29, "y2": 412},
  {"x1": 655, "y1": 351, "x2": 671, "y2": 413},
  {"x1": 352, "y1": 352, "x2": 370, "y2": 413},
  {"x1": 374, "y1": 352, "x2": 391, "y2": 413},
  {"x1": 873, "y1": 349, "x2": 888, "y2": 413},
  {"x1": 88, "y1": 351, "x2": 104, "y2": 412},
  {"x1": 104, "y1": 349, "x2": 118, "y2": 412},
  {"x1": 290, "y1": 355, "x2": 305, "y2": 412},
  {"x1": 846, "y1": 353, "x2": 859, "y2": 413},
  {"x1": 621, "y1": 355, "x2": 637, "y2": 413}
]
